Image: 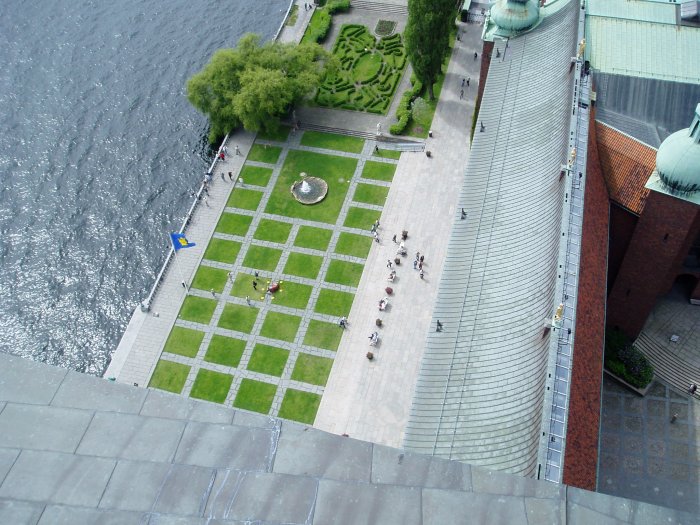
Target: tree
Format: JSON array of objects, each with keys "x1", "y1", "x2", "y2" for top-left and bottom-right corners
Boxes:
[
  {"x1": 187, "y1": 34, "x2": 333, "y2": 142},
  {"x1": 404, "y1": 0, "x2": 454, "y2": 100}
]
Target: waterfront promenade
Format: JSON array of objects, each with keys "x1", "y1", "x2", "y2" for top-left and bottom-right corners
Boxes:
[{"x1": 108, "y1": 1, "x2": 483, "y2": 449}]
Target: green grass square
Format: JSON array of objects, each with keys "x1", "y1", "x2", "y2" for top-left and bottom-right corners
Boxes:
[
  {"x1": 283, "y1": 252, "x2": 323, "y2": 279},
  {"x1": 191, "y1": 266, "x2": 229, "y2": 293},
  {"x1": 300, "y1": 131, "x2": 364, "y2": 154},
  {"x1": 294, "y1": 226, "x2": 333, "y2": 251},
  {"x1": 353, "y1": 183, "x2": 389, "y2": 206},
  {"x1": 242, "y1": 245, "x2": 282, "y2": 272},
  {"x1": 218, "y1": 303, "x2": 258, "y2": 333},
  {"x1": 215, "y1": 213, "x2": 253, "y2": 237},
  {"x1": 247, "y1": 343, "x2": 290, "y2": 377},
  {"x1": 344, "y1": 207, "x2": 381, "y2": 230},
  {"x1": 325, "y1": 260, "x2": 364, "y2": 287},
  {"x1": 314, "y1": 289, "x2": 354, "y2": 317},
  {"x1": 362, "y1": 160, "x2": 397, "y2": 181},
  {"x1": 148, "y1": 360, "x2": 190, "y2": 394},
  {"x1": 233, "y1": 379, "x2": 277, "y2": 414},
  {"x1": 260, "y1": 311, "x2": 301, "y2": 343},
  {"x1": 257, "y1": 126, "x2": 290, "y2": 142},
  {"x1": 179, "y1": 296, "x2": 217, "y2": 324},
  {"x1": 278, "y1": 389, "x2": 321, "y2": 424},
  {"x1": 273, "y1": 281, "x2": 313, "y2": 309},
  {"x1": 203, "y1": 238, "x2": 242, "y2": 264},
  {"x1": 190, "y1": 368, "x2": 233, "y2": 404},
  {"x1": 204, "y1": 335, "x2": 246, "y2": 368},
  {"x1": 227, "y1": 188, "x2": 263, "y2": 211},
  {"x1": 240, "y1": 165, "x2": 273, "y2": 187},
  {"x1": 253, "y1": 219, "x2": 293, "y2": 244},
  {"x1": 247, "y1": 144, "x2": 282, "y2": 164},
  {"x1": 372, "y1": 149, "x2": 401, "y2": 160},
  {"x1": 303, "y1": 320, "x2": 344, "y2": 351},
  {"x1": 229, "y1": 271, "x2": 259, "y2": 300},
  {"x1": 265, "y1": 150, "x2": 356, "y2": 224},
  {"x1": 291, "y1": 354, "x2": 333, "y2": 386},
  {"x1": 163, "y1": 326, "x2": 204, "y2": 358},
  {"x1": 335, "y1": 232, "x2": 372, "y2": 258}
]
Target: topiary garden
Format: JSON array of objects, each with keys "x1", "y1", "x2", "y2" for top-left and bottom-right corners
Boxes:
[
  {"x1": 315, "y1": 24, "x2": 407, "y2": 114},
  {"x1": 604, "y1": 329, "x2": 654, "y2": 389}
]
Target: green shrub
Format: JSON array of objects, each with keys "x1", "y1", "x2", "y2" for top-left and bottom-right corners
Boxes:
[
  {"x1": 327, "y1": 0, "x2": 351, "y2": 14},
  {"x1": 390, "y1": 77, "x2": 422, "y2": 135},
  {"x1": 304, "y1": 9, "x2": 332, "y2": 44},
  {"x1": 604, "y1": 329, "x2": 654, "y2": 388}
]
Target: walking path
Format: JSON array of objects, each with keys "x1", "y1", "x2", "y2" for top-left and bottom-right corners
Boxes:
[{"x1": 314, "y1": 20, "x2": 483, "y2": 448}]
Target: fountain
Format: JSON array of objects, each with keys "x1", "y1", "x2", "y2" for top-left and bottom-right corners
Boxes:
[{"x1": 291, "y1": 172, "x2": 328, "y2": 204}]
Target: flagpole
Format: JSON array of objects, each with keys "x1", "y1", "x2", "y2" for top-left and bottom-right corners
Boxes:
[{"x1": 172, "y1": 249, "x2": 188, "y2": 291}]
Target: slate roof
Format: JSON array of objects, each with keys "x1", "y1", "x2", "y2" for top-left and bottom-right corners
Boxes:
[
  {"x1": 0, "y1": 352, "x2": 696, "y2": 524},
  {"x1": 595, "y1": 121, "x2": 656, "y2": 214},
  {"x1": 402, "y1": 0, "x2": 577, "y2": 475}
]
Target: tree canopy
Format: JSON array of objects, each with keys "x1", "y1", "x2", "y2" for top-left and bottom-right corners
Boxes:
[
  {"x1": 404, "y1": 0, "x2": 454, "y2": 100},
  {"x1": 187, "y1": 34, "x2": 333, "y2": 142}
]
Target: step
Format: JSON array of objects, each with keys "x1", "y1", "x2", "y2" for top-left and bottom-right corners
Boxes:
[
  {"x1": 296, "y1": 121, "x2": 425, "y2": 145},
  {"x1": 634, "y1": 332, "x2": 700, "y2": 398},
  {"x1": 351, "y1": 1, "x2": 409, "y2": 16}
]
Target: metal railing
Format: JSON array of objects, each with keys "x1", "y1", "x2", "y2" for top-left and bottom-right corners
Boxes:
[{"x1": 140, "y1": 134, "x2": 229, "y2": 312}]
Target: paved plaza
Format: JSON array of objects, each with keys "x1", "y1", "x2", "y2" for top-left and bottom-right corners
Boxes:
[{"x1": 598, "y1": 375, "x2": 700, "y2": 514}]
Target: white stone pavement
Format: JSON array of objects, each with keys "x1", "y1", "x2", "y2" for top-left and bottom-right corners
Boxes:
[
  {"x1": 314, "y1": 21, "x2": 483, "y2": 448},
  {"x1": 106, "y1": 131, "x2": 255, "y2": 386}
]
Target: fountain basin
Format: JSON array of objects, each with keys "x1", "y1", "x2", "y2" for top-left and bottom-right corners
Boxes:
[{"x1": 291, "y1": 176, "x2": 328, "y2": 204}]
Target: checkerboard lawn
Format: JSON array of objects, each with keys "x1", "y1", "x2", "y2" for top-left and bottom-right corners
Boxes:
[
  {"x1": 372, "y1": 149, "x2": 401, "y2": 161},
  {"x1": 179, "y1": 296, "x2": 217, "y2": 325},
  {"x1": 227, "y1": 188, "x2": 263, "y2": 211},
  {"x1": 272, "y1": 281, "x2": 313, "y2": 310},
  {"x1": 218, "y1": 303, "x2": 259, "y2": 333},
  {"x1": 292, "y1": 354, "x2": 333, "y2": 386},
  {"x1": 191, "y1": 266, "x2": 228, "y2": 294},
  {"x1": 216, "y1": 213, "x2": 253, "y2": 237},
  {"x1": 283, "y1": 252, "x2": 323, "y2": 280},
  {"x1": 203, "y1": 238, "x2": 241, "y2": 264},
  {"x1": 240, "y1": 165, "x2": 273, "y2": 187},
  {"x1": 265, "y1": 150, "x2": 357, "y2": 224},
  {"x1": 344, "y1": 207, "x2": 380, "y2": 230},
  {"x1": 260, "y1": 312, "x2": 301, "y2": 343},
  {"x1": 247, "y1": 343, "x2": 289, "y2": 377},
  {"x1": 294, "y1": 226, "x2": 333, "y2": 251},
  {"x1": 233, "y1": 379, "x2": 277, "y2": 414},
  {"x1": 363, "y1": 160, "x2": 397, "y2": 180},
  {"x1": 278, "y1": 389, "x2": 321, "y2": 424},
  {"x1": 247, "y1": 143, "x2": 282, "y2": 164},
  {"x1": 254, "y1": 219, "x2": 293, "y2": 244},
  {"x1": 204, "y1": 335, "x2": 246, "y2": 368},
  {"x1": 303, "y1": 320, "x2": 343, "y2": 351},
  {"x1": 242, "y1": 245, "x2": 282, "y2": 272},
  {"x1": 335, "y1": 232, "x2": 372, "y2": 258},
  {"x1": 149, "y1": 360, "x2": 190, "y2": 393},
  {"x1": 325, "y1": 260, "x2": 364, "y2": 287},
  {"x1": 163, "y1": 326, "x2": 204, "y2": 358},
  {"x1": 300, "y1": 130, "x2": 364, "y2": 154},
  {"x1": 190, "y1": 369, "x2": 233, "y2": 403},
  {"x1": 315, "y1": 289, "x2": 354, "y2": 317},
  {"x1": 353, "y1": 183, "x2": 389, "y2": 206}
]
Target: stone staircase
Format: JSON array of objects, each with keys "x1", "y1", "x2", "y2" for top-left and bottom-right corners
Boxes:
[
  {"x1": 351, "y1": 0, "x2": 409, "y2": 16},
  {"x1": 297, "y1": 121, "x2": 424, "y2": 145},
  {"x1": 634, "y1": 332, "x2": 700, "y2": 398}
]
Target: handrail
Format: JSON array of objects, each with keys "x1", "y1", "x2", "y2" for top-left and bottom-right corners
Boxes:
[
  {"x1": 274, "y1": 0, "x2": 296, "y2": 42},
  {"x1": 140, "y1": 133, "x2": 229, "y2": 312}
]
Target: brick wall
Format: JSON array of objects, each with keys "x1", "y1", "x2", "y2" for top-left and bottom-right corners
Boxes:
[
  {"x1": 607, "y1": 204, "x2": 638, "y2": 292},
  {"x1": 562, "y1": 110, "x2": 608, "y2": 490},
  {"x1": 607, "y1": 191, "x2": 700, "y2": 338}
]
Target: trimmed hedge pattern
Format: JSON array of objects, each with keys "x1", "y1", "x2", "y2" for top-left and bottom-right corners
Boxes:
[
  {"x1": 316, "y1": 25, "x2": 407, "y2": 115},
  {"x1": 390, "y1": 74, "x2": 422, "y2": 135}
]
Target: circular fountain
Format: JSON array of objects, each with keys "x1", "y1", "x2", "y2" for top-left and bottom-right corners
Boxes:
[{"x1": 291, "y1": 173, "x2": 328, "y2": 204}]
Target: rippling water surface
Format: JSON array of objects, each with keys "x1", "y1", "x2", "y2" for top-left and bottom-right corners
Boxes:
[{"x1": 0, "y1": 0, "x2": 288, "y2": 374}]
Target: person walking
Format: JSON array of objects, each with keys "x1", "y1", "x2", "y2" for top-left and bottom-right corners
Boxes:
[
  {"x1": 690, "y1": 384, "x2": 698, "y2": 395},
  {"x1": 418, "y1": 261, "x2": 423, "y2": 270},
  {"x1": 467, "y1": 77, "x2": 470, "y2": 87},
  {"x1": 413, "y1": 259, "x2": 417, "y2": 270},
  {"x1": 387, "y1": 259, "x2": 393, "y2": 269},
  {"x1": 221, "y1": 171, "x2": 225, "y2": 181},
  {"x1": 436, "y1": 320, "x2": 443, "y2": 332},
  {"x1": 392, "y1": 234, "x2": 397, "y2": 243},
  {"x1": 245, "y1": 296, "x2": 251, "y2": 306},
  {"x1": 460, "y1": 89, "x2": 464, "y2": 100},
  {"x1": 252, "y1": 280, "x2": 258, "y2": 290},
  {"x1": 235, "y1": 145, "x2": 241, "y2": 156},
  {"x1": 210, "y1": 289, "x2": 216, "y2": 297},
  {"x1": 420, "y1": 255, "x2": 424, "y2": 264},
  {"x1": 474, "y1": 51, "x2": 478, "y2": 60},
  {"x1": 461, "y1": 78, "x2": 465, "y2": 87},
  {"x1": 419, "y1": 269, "x2": 424, "y2": 279},
  {"x1": 228, "y1": 171, "x2": 233, "y2": 181}
]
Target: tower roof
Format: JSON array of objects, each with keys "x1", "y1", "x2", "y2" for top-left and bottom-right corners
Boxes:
[
  {"x1": 655, "y1": 103, "x2": 700, "y2": 196},
  {"x1": 490, "y1": 0, "x2": 541, "y2": 36}
]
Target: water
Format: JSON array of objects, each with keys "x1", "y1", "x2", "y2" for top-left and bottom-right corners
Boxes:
[{"x1": 0, "y1": 0, "x2": 289, "y2": 375}]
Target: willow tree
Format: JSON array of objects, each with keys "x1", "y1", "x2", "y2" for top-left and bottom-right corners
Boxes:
[
  {"x1": 187, "y1": 34, "x2": 333, "y2": 142},
  {"x1": 404, "y1": 0, "x2": 454, "y2": 100}
]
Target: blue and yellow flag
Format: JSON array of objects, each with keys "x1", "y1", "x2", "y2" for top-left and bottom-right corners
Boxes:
[{"x1": 170, "y1": 232, "x2": 196, "y2": 251}]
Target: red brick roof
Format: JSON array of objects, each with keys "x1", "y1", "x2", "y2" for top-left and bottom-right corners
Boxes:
[
  {"x1": 595, "y1": 121, "x2": 656, "y2": 215},
  {"x1": 563, "y1": 113, "x2": 609, "y2": 491}
]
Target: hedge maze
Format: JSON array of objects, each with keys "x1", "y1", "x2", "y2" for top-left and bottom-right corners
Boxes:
[{"x1": 315, "y1": 24, "x2": 406, "y2": 114}]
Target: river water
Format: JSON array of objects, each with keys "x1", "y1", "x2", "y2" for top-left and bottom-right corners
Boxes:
[{"x1": 0, "y1": 0, "x2": 288, "y2": 374}]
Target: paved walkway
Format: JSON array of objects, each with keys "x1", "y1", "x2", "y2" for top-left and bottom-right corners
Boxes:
[
  {"x1": 314, "y1": 20, "x2": 484, "y2": 448},
  {"x1": 598, "y1": 375, "x2": 700, "y2": 514}
]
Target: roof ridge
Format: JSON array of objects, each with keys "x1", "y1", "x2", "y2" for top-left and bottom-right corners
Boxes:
[{"x1": 596, "y1": 119, "x2": 658, "y2": 152}]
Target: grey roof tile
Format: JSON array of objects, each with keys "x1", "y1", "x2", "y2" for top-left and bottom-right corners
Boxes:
[
  {"x1": 76, "y1": 412, "x2": 185, "y2": 462},
  {"x1": 37, "y1": 505, "x2": 143, "y2": 525},
  {"x1": 151, "y1": 464, "x2": 216, "y2": 517},
  {"x1": 174, "y1": 421, "x2": 273, "y2": 470},
  {"x1": 0, "y1": 450, "x2": 115, "y2": 507},
  {"x1": 51, "y1": 370, "x2": 146, "y2": 414},
  {"x1": 0, "y1": 449, "x2": 20, "y2": 486},
  {"x1": 140, "y1": 389, "x2": 234, "y2": 425},
  {"x1": 0, "y1": 353, "x2": 67, "y2": 405},
  {"x1": 0, "y1": 404, "x2": 92, "y2": 453},
  {"x1": 0, "y1": 499, "x2": 44, "y2": 525},
  {"x1": 273, "y1": 423, "x2": 372, "y2": 482},
  {"x1": 98, "y1": 460, "x2": 172, "y2": 512},
  {"x1": 422, "y1": 489, "x2": 531, "y2": 525}
]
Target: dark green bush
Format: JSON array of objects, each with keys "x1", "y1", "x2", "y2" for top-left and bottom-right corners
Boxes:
[
  {"x1": 604, "y1": 329, "x2": 654, "y2": 388},
  {"x1": 390, "y1": 77, "x2": 422, "y2": 135},
  {"x1": 327, "y1": 0, "x2": 351, "y2": 14}
]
